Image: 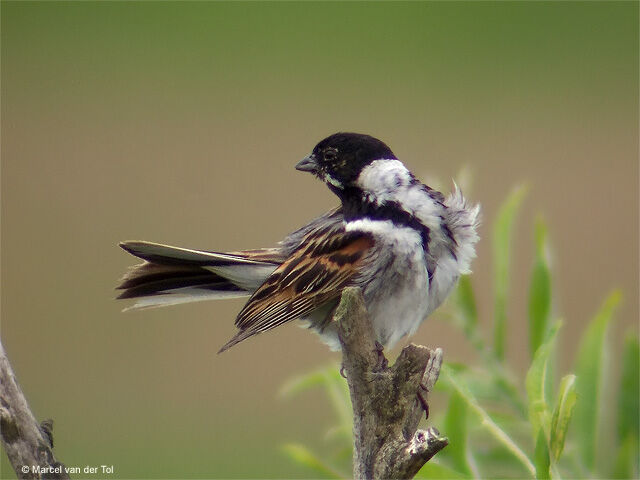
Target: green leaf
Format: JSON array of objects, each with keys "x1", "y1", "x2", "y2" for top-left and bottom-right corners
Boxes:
[
  {"x1": 528, "y1": 217, "x2": 552, "y2": 358},
  {"x1": 526, "y1": 322, "x2": 561, "y2": 437},
  {"x1": 617, "y1": 332, "x2": 639, "y2": 442},
  {"x1": 321, "y1": 368, "x2": 352, "y2": 432},
  {"x1": 280, "y1": 365, "x2": 352, "y2": 434},
  {"x1": 279, "y1": 369, "x2": 329, "y2": 397},
  {"x1": 281, "y1": 444, "x2": 344, "y2": 479},
  {"x1": 451, "y1": 275, "x2": 485, "y2": 352},
  {"x1": 573, "y1": 290, "x2": 622, "y2": 470},
  {"x1": 492, "y1": 185, "x2": 527, "y2": 361},
  {"x1": 478, "y1": 358, "x2": 528, "y2": 416},
  {"x1": 549, "y1": 374, "x2": 577, "y2": 462},
  {"x1": 612, "y1": 434, "x2": 639, "y2": 479},
  {"x1": 455, "y1": 275, "x2": 478, "y2": 332},
  {"x1": 442, "y1": 365, "x2": 536, "y2": 477},
  {"x1": 442, "y1": 391, "x2": 472, "y2": 477},
  {"x1": 493, "y1": 370, "x2": 529, "y2": 417},
  {"x1": 534, "y1": 428, "x2": 550, "y2": 479}
]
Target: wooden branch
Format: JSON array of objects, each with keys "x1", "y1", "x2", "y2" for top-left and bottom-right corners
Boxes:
[
  {"x1": 0, "y1": 339, "x2": 70, "y2": 479},
  {"x1": 335, "y1": 287, "x2": 448, "y2": 479}
]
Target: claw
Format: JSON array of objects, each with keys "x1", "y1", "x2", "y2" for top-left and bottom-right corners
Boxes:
[{"x1": 374, "y1": 341, "x2": 388, "y2": 371}]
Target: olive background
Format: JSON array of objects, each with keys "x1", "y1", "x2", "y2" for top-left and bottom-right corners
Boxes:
[{"x1": 1, "y1": 2, "x2": 637, "y2": 478}]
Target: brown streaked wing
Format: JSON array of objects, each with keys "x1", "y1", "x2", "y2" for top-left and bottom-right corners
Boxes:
[{"x1": 217, "y1": 229, "x2": 374, "y2": 352}]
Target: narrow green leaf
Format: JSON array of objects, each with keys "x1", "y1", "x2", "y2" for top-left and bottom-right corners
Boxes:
[
  {"x1": 280, "y1": 365, "x2": 352, "y2": 434},
  {"x1": 476, "y1": 355, "x2": 528, "y2": 416},
  {"x1": 528, "y1": 217, "x2": 552, "y2": 358},
  {"x1": 550, "y1": 374, "x2": 577, "y2": 462},
  {"x1": 322, "y1": 369, "x2": 353, "y2": 432},
  {"x1": 617, "y1": 332, "x2": 639, "y2": 442},
  {"x1": 492, "y1": 185, "x2": 527, "y2": 361},
  {"x1": 612, "y1": 434, "x2": 639, "y2": 479},
  {"x1": 281, "y1": 444, "x2": 344, "y2": 479},
  {"x1": 455, "y1": 275, "x2": 478, "y2": 332},
  {"x1": 526, "y1": 322, "x2": 561, "y2": 437},
  {"x1": 443, "y1": 365, "x2": 536, "y2": 477},
  {"x1": 442, "y1": 391, "x2": 472, "y2": 476},
  {"x1": 279, "y1": 369, "x2": 328, "y2": 397},
  {"x1": 534, "y1": 428, "x2": 551, "y2": 479},
  {"x1": 493, "y1": 370, "x2": 529, "y2": 417},
  {"x1": 573, "y1": 290, "x2": 622, "y2": 470},
  {"x1": 451, "y1": 275, "x2": 485, "y2": 352}
]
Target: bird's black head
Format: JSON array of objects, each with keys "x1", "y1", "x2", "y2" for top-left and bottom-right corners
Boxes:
[{"x1": 296, "y1": 133, "x2": 397, "y2": 193}]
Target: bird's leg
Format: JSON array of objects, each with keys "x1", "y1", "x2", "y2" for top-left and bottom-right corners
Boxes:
[
  {"x1": 416, "y1": 347, "x2": 443, "y2": 419},
  {"x1": 340, "y1": 342, "x2": 387, "y2": 377},
  {"x1": 417, "y1": 384, "x2": 430, "y2": 419},
  {"x1": 374, "y1": 341, "x2": 388, "y2": 372}
]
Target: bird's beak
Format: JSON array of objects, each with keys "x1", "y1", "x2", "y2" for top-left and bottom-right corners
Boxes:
[{"x1": 295, "y1": 154, "x2": 319, "y2": 173}]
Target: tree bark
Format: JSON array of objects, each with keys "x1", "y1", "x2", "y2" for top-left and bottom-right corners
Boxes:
[
  {"x1": 0, "y1": 340, "x2": 70, "y2": 479},
  {"x1": 335, "y1": 287, "x2": 448, "y2": 479}
]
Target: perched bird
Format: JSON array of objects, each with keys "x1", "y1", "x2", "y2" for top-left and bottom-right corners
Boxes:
[{"x1": 117, "y1": 133, "x2": 480, "y2": 354}]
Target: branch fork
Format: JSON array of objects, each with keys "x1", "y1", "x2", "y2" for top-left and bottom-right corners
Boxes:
[{"x1": 335, "y1": 287, "x2": 448, "y2": 479}]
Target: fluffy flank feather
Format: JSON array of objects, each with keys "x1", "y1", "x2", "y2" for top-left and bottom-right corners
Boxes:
[{"x1": 444, "y1": 183, "x2": 481, "y2": 274}]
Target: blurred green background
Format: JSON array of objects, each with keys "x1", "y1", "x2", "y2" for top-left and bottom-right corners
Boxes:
[{"x1": 1, "y1": 1, "x2": 637, "y2": 478}]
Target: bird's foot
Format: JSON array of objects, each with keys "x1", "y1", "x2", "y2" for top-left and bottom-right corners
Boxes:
[
  {"x1": 417, "y1": 383, "x2": 430, "y2": 419},
  {"x1": 416, "y1": 347, "x2": 443, "y2": 419},
  {"x1": 340, "y1": 342, "x2": 388, "y2": 377},
  {"x1": 373, "y1": 341, "x2": 388, "y2": 372}
]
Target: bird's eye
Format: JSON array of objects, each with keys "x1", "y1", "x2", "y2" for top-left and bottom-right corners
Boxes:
[{"x1": 324, "y1": 149, "x2": 337, "y2": 162}]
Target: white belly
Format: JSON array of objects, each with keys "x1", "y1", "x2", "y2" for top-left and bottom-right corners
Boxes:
[
  {"x1": 304, "y1": 219, "x2": 459, "y2": 351},
  {"x1": 347, "y1": 220, "x2": 431, "y2": 349}
]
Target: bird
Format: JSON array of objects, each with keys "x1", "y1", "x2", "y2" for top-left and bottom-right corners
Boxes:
[{"x1": 117, "y1": 133, "x2": 480, "y2": 354}]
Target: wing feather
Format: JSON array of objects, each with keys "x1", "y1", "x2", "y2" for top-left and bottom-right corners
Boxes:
[{"x1": 218, "y1": 228, "x2": 374, "y2": 352}]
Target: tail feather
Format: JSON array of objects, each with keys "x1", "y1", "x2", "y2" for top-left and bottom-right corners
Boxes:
[
  {"x1": 121, "y1": 288, "x2": 249, "y2": 311},
  {"x1": 117, "y1": 273, "x2": 243, "y2": 300},
  {"x1": 120, "y1": 241, "x2": 276, "y2": 266},
  {"x1": 117, "y1": 241, "x2": 280, "y2": 310},
  {"x1": 118, "y1": 262, "x2": 212, "y2": 290}
]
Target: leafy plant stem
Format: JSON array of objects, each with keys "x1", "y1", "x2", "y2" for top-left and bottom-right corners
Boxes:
[{"x1": 443, "y1": 366, "x2": 536, "y2": 477}]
